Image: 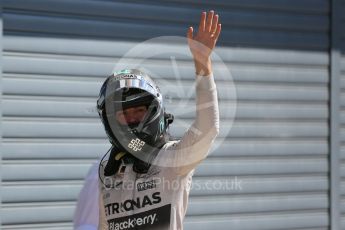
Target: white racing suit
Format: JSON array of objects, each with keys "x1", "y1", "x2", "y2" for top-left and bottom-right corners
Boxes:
[{"x1": 98, "y1": 74, "x2": 219, "y2": 230}]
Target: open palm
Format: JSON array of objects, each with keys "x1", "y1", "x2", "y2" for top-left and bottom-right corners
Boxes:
[{"x1": 187, "y1": 10, "x2": 222, "y2": 61}]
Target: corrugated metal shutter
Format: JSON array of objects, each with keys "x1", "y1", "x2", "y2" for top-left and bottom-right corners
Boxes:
[
  {"x1": 341, "y1": 55, "x2": 345, "y2": 225},
  {"x1": 0, "y1": 3, "x2": 3, "y2": 228},
  {"x1": 338, "y1": 0, "x2": 345, "y2": 228},
  {"x1": 0, "y1": 0, "x2": 330, "y2": 229}
]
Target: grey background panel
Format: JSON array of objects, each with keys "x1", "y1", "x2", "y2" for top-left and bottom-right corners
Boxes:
[
  {"x1": 1, "y1": 139, "x2": 110, "y2": 159},
  {"x1": 1, "y1": 118, "x2": 328, "y2": 139},
  {"x1": 2, "y1": 0, "x2": 329, "y2": 49},
  {"x1": 1, "y1": 204, "x2": 329, "y2": 228},
  {"x1": 1, "y1": 71, "x2": 328, "y2": 101},
  {"x1": 3, "y1": 36, "x2": 329, "y2": 65},
  {"x1": 0, "y1": 0, "x2": 333, "y2": 229},
  {"x1": 1, "y1": 175, "x2": 328, "y2": 203},
  {"x1": 2, "y1": 222, "x2": 73, "y2": 230},
  {"x1": 1, "y1": 157, "x2": 327, "y2": 181},
  {"x1": 2, "y1": 181, "x2": 84, "y2": 202},
  {"x1": 337, "y1": 0, "x2": 345, "y2": 228},
  {"x1": 341, "y1": 57, "x2": 345, "y2": 227},
  {"x1": 0, "y1": 1, "x2": 3, "y2": 228},
  {"x1": 140, "y1": 0, "x2": 329, "y2": 13},
  {"x1": 2, "y1": 138, "x2": 328, "y2": 160},
  {"x1": 0, "y1": 175, "x2": 329, "y2": 225},
  {"x1": 183, "y1": 211, "x2": 329, "y2": 230},
  {"x1": 1, "y1": 96, "x2": 328, "y2": 120},
  {"x1": 2, "y1": 0, "x2": 329, "y2": 32},
  {"x1": 2, "y1": 202, "x2": 75, "y2": 225}
]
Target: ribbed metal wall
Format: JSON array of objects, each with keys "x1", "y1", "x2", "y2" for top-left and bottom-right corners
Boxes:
[
  {"x1": 339, "y1": 0, "x2": 345, "y2": 228},
  {"x1": 0, "y1": 2, "x2": 3, "y2": 228},
  {"x1": 341, "y1": 55, "x2": 345, "y2": 226},
  {"x1": 0, "y1": 0, "x2": 331, "y2": 229},
  {"x1": 342, "y1": 71, "x2": 345, "y2": 221}
]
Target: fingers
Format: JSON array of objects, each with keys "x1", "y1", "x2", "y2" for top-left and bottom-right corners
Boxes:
[
  {"x1": 187, "y1": 26, "x2": 193, "y2": 40},
  {"x1": 198, "y1": 12, "x2": 206, "y2": 32},
  {"x1": 205, "y1": 10, "x2": 214, "y2": 32},
  {"x1": 210, "y1": 14, "x2": 219, "y2": 34},
  {"x1": 195, "y1": 10, "x2": 221, "y2": 39},
  {"x1": 213, "y1": 23, "x2": 222, "y2": 40}
]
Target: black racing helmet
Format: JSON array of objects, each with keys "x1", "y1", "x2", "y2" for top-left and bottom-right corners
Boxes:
[{"x1": 97, "y1": 69, "x2": 174, "y2": 158}]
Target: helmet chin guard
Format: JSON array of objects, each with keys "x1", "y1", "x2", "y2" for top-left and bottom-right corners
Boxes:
[{"x1": 97, "y1": 69, "x2": 173, "y2": 163}]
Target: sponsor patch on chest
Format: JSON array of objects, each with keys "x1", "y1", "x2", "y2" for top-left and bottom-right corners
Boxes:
[
  {"x1": 107, "y1": 203, "x2": 171, "y2": 230},
  {"x1": 105, "y1": 192, "x2": 161, "y2": 215},
  {"x1": 137, "y1": 180, "x2": 156, "y2": 192}
]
